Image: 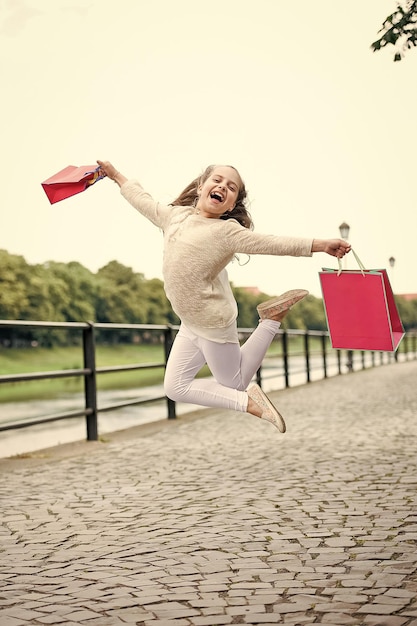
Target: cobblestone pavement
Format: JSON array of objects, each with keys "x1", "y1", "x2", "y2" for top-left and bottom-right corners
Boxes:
[{"x1": 1, "y1": 361, "x2": 417, "y2": 626}]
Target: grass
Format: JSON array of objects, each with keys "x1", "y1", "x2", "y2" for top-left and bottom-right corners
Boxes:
[
  {"x1": 0, "y1": 335, "x2": 327, "y2": 404},
  {"x1": 0, "y1": 344, "x2": 167, "y2": 403}
]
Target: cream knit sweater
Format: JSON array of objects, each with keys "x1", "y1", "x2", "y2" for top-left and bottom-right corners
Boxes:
[{"x1": 121, "y1": 180, "x2": 313, "y2": 336}]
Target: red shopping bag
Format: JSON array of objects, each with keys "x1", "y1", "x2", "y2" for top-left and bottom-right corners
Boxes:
[
  {"x1": 319, "y1": 251, "x2": 404, "y2": 352},
  {"x1": 41, "y1": 165, "x2": 104, "y2": 204}
]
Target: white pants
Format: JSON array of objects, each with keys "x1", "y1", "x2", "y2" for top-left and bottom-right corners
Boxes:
[{"x1": 164, "y1": 320, "x2": 280, "y2": 413}]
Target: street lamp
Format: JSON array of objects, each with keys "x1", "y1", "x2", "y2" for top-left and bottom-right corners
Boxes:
[
  {"x1": 339, "y1": 222, "x2": 350, "y2": 239},
  {"x1": 338, "y1": 222, "x2": 350, "y2": 269},
  {"x1": 389, "y1": 256, "x2": 396, "y2": 268}
]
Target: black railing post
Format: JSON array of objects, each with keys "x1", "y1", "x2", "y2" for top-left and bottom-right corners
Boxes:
[
  {"x1": 304, "y1": 333, "x2": 311, "y2": 383},
  {"x1": 83, "y1": 322, "x2": 98, "y2": 441},
  {"x1": 396, "y1": 337, "x2": 403, "y2": 361},
  {"x1": 321, "y1": 334, "x2": 328, "y2": 378},
  {"x1": 347, "y1": 349, "x2": 354, "y2": 372},
  {"x1": 164, "y1": 325, "x2": 177, "y2": 419},
  {"x1": 337, "y1": 349, "x2": 342, "y2": 375},
  {"x1": 256, "y1": 366, "x2": 262, "y2": 387},
  {"x1": 1, "y1": 320, "x2": 415, "y2": 439},
  {"x1": 282, "y1": 331, "x2": 290, "y2": 388}
]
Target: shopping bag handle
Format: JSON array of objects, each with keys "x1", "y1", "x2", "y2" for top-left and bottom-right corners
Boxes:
[
  {"x1": 337, "y1": 248, "x2": 366, "y2": 276},
  {"x1": 85, "y1": 166, "x2": 105, "y2": 187}
]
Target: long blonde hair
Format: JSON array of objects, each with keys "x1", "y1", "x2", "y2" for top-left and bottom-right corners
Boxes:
[{"x1": 171, "y1": 164, "x2": 253, "y2": 230}]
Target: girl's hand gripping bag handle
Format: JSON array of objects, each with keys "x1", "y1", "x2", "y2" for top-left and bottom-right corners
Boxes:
[{"x1": 337, "y1": 249, "x2": 365, "y2": 276}]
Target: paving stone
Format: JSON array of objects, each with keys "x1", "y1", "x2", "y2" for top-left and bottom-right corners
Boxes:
[
  {"x1": 319, "y1": 613, "x2": 359, "y2": 624},
  {"x1": 191, "y1": 616, "x2": 233, "y2": 625},
  {"x1": 241, "y1": 614, "x2": 282, "y2": 623},
  {"x1": 357, "y1": 603, "x2": 409, "y2": 615},
  {"x1": 0, "y1": 608, "x2": 48, "y2": 621},
  {"x1": 60, "y1": 609, "x2": 103, "y2": 620},
  {"x1": 226, "y1": 604, "x2": 267, "y2": 615},
  {"x1": 363, "y1": 616, "x2": 409, "y2": 625},
  {"x1": 143, "y1": 619, "x2": 189, "y2": 626},
  {"x1": 0, "y1": 362, "x2": 416, "y2": 625},
  {"x1": 0, "y1": 617, "x2": 28, "y2": 626},
  {"x1": 34, "y1": 616, "x2": 69, "y2": 624}
]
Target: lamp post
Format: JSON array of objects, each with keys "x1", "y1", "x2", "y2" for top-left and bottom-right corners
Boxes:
[
  {"x1": 339, "y1": 223, "x2": 350, "y2": 269},
  {"x1": 339, "y1": 221, "x2": 350, "y2": 273},
  {"x1": 338, "y1": 222, "x2": 353, "y2": 372},
  {"x1": 388, "y1": 257, "x2": 396, "y2": 297},
  {"x1": 339, "y1": 222, "x2": 350, "y2": 240}
]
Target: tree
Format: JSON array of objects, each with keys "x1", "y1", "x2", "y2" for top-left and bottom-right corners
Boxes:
[
  {"x1": 0, "y1": 250, "x2": 30, "y2": 319},
  {"x1": 96, "y1": 261, "x2": 148, "y2": 325},
  {"x1": 396, "y1": 295, "x2": 417, "y2": 330},
  {"x1": 282, "y1": 295, "x2": 327, "y2": 332},
  {"x1": 233, "y1": 286, "x2": 267, "y2": 329},
  {"x1": 144, "y1": 278, "x2": 178, "y2": 325},
  {"x1": 232, "y1": 286, "x2": 328, "y2": 331},
  {"x1": 0, "y1": 250, "x2": 32, "y2": 346},
  {"x1": 372, "y1": 1, "x2": 417, "y2": 61},
  {"x1": 26, "y1": 261, "x2": 98, "y2": 346},
  {"x1": 46, "y1": 261, "x2": 96, "y2": 323}
]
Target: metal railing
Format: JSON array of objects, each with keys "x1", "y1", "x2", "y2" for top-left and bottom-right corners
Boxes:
[{"x1": 0, "y1": 319, "x2": 416, "y2": 440}]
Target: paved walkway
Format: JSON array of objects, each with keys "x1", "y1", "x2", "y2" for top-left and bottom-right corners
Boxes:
[{"x1": 1, "y1": 360, "x2": 417, "y2": 626}]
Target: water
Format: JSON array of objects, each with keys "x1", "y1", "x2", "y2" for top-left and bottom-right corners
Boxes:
[
  {"x1": 0, "y1": 386, "x2": 199, "y2": 459},
  {"x1": 0, "y1": 353, "x2": 387, "y2": 458}
]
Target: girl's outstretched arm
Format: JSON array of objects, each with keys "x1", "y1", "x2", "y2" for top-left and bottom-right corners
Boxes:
[
  {"x1": 97, "y1": 160, "x2": 127, "y2": 187},
  {"x1": 97, "y1": 159, "x2": 172, "y2": 230},
  {"x1": 312, "y1": 239, "x2": 351, "y2": 258}
]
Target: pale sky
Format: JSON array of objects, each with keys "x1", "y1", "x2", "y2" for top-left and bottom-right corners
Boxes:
[{"x1": 1, "y1": 0, "x2": 416, "y2": 298}]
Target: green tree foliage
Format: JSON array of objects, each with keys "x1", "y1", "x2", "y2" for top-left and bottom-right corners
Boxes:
[
  {"x1": 96, "y1": 261, "x2": 148, "y2": 324},
  {"x1": 95, "y1": 261, "x2": 176, "y2": 342},
  {"x1": 282, "y1": 295, "x2": 327, "y2": 332},
  {"x1": 23, "y1": 265, "x2": 58, "y2": 322},
  {"x1": 372, "y1": 1, "x2": 417, "y2": 61},
  {"x1": 396, "y1": 296, "x2": 417, "y2": 330},
  {"x1": 144, "y1": 278, "x2": 179, "y2": 325},
  {"x1": 233, "y1": 286, "x2": 267, "y2": 329},
  {"x1": 233, "y1": 287, "x2": 328, "y2": 331},
  {"x1": 48, "y1": 261, "x2": 96, "y2": 322},
  {"x1": 0, "y1": 250, "x2": 30, "y2": 319},
  {"x1": 1, "y1": 249, "x2": 415, "y2": 346}
]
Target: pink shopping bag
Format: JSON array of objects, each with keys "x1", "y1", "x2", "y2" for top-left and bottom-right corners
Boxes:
[
  {"x1": 319, "y1": 251, "x2": 404, "y2": 352},
  {"x1": 41, "y1": 165, "x2": 104, "y2": 204}
]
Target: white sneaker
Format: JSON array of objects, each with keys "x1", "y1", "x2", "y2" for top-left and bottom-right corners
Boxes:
[
  {"x1": 247, "y1": 383, "x2": 286, "y2": 433},
  {"x1": 257, "y1": 289, "x2": 309, "y2": 321}
]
